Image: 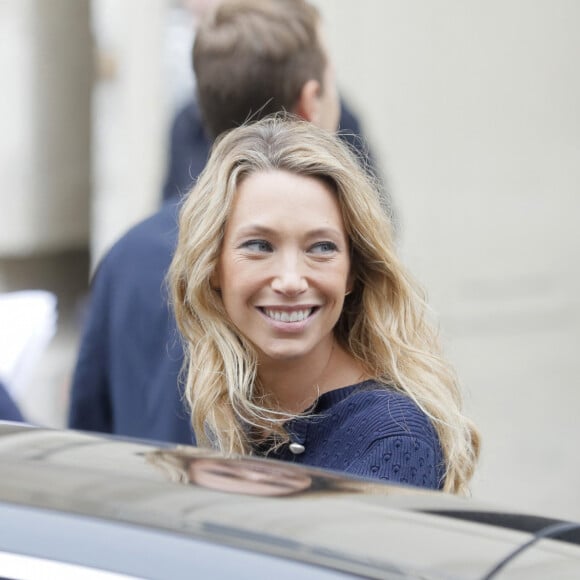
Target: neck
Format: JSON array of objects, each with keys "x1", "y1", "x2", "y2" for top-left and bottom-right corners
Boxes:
[{"x1": 257, "y1": 339, "x2": 368, "y2": 414}]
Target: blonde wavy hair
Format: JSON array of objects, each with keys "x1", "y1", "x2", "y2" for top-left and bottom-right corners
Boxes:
[{"x1": 169, "y1": 114, "x2": 480, "y2": 494}]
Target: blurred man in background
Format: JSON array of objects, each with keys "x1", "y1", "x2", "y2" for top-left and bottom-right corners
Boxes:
[{"x1": 68, "y1": 0, "x2": 391, "y2": 443}]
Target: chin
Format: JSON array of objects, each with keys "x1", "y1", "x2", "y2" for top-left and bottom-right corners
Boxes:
[{"x1": 258, "y1": 343, "x2": 310, "y2": 362}]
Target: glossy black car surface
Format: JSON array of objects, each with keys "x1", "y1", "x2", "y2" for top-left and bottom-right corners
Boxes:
[{"x1": 1, "y1": 421, "x2": 579, "y2": 579}]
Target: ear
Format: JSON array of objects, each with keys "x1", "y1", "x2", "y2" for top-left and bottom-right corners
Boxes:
[{"x1": 294, "y1": 79, "x2": 322, "y2": 124}]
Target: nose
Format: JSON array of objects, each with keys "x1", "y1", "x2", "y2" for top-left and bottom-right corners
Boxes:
[{"x1": 270, "y1": 253, "x2": 308, "y2": 296}]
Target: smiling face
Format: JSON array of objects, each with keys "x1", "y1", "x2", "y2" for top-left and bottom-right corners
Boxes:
[{"x1": 216, "y1": 169, "x2": 351, "y2": 364}]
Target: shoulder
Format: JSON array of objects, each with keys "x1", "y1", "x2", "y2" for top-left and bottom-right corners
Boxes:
[
  {"x1": 306, "y1": 383, "x2": 445, "y2": 488},
  {"x1": 338, "y1": 98, "x2": 362, "y2": 135},
  {"x1": 111, "y1": 202, "x2": 179, "y2": 253},
  {"x1": 171, "y1": 99, "x2": 210, "y2": 144},
  {"x1": 96, "y1": 203, "x2": 180, "y2": 275},
  {"x1": 324, "y1": 382, "x2": 438, "y2": 446},
  {"x1": 173, "y1": 99, "x2": 203, "y2": 128},
  {"x1": 331, "y1": 384, "x2": 444, "y2": 488}
]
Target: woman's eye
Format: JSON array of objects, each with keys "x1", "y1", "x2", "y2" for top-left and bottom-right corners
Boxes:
[
  {"x1": 310, "y1": 241, "x2": 338, "y2": 254},
  {"x1": 241, "y1": 239, "x2": 272, "y2": 252}
]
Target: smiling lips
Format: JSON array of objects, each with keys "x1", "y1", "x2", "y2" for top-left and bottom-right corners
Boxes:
[{"x1": 260, "y1": 307, "x2": 316, "y2": 323}]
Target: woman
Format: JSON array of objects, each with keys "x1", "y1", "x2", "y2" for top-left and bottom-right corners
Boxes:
[{"x1": 169, "y1": 114, "x2": 479, "y2": 494}]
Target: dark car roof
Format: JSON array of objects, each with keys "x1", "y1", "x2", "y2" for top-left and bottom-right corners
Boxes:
[{"x1": 1, "y1": 422, "x2": 579, "y2": 579}]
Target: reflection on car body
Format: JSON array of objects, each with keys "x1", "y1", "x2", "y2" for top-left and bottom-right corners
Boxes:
[
  {"x1": 1, "y1": 421, "x2": 579, "y2": 579},
  {"x1": 145, "y1": 447, "x2": 371, "y2": 497}
]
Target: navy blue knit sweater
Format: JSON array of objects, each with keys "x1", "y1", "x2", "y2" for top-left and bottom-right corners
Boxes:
[{"x1": 261, "y1": 380, "x2": 445, "y2": 490}]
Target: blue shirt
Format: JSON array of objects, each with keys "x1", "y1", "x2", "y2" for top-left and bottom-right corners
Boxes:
[
  {"x1": 262, "y1": 381, "x2": 445, "y2": 490},
  {"x1": 68, "y1": 201, "x2": 195, "y2": 444}
]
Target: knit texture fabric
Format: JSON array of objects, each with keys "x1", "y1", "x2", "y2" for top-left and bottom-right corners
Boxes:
[{"x1": 261, "y1": 380, "x2": 445, "y2": 490}]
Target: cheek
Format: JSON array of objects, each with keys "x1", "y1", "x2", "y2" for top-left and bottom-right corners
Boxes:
[
  {"x1": 218, "y1": 259, "x2": 259, "y2": 309},
  {"x1": 324, "y1": 266, "x2": 352, "y2": 301},
  {"x1": 217, "y1": 254, "x2": 242, "y2": 291}
]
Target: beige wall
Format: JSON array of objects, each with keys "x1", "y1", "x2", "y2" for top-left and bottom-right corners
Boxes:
[
  {"x1": 90, "y1": 0, "x2": 169, "y2": 267},
  {"x1": 0, "y1": 0, "x2": 169, "y2": 266},
  {"x1": 314, "y1": 0, "x2": 580, "y2": 519},
  {"x1": 0, "y1": 0, "x2": 91, "y2": 256},
  {"x1": 315, "y1": 1, "x2": 580, "y2": 289}
]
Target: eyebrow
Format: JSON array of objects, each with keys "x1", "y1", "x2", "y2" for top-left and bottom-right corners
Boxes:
[
  {"x1": 233, "y1": 225, "x2": 276, "y2": 237},
  {"x1": 234, "y1": 224, "x2": 345, "y2": 239}
]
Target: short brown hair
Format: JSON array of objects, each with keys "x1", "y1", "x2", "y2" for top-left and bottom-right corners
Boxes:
[{"x1": 193, "y1": 0, "x2": 326, "y2": 138}]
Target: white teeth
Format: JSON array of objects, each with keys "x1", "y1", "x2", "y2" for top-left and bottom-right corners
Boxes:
[{"x1": 264, "y1": 308, "x2": 312, "y2": 322}]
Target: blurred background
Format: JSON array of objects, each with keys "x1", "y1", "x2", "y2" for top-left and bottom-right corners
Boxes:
[{"x1": 1, "y1": 0, "x2": 578, "y2": 520}]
